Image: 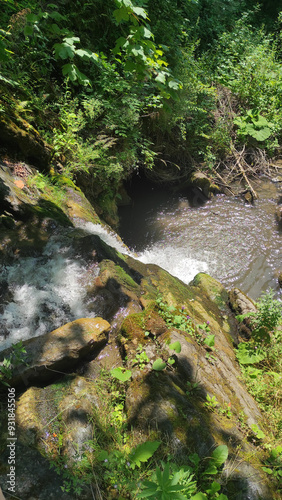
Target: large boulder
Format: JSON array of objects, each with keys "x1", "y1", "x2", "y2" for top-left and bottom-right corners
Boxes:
[{"x1": 0, "y1": 318, "x2": 110, "y2": 386}]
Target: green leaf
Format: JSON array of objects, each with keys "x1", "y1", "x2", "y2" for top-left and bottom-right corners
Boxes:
[
  {"x1": 113, "y1": 6, "x2": 130, "y2": 23},
  {"x1": 206, "y1": 481, "x2": 221, "y2": 495},
  {"x1": 110, "y1": 367, "x2": 132, "y2": 382},
  {"x1": 130, "y1": 440, "x2": 161, "y2": 467},
  {"x1": 54, "y1": 42, "x2": 75, "y2": 60},
  {"x1": 50, "y1": 24, "x2": 62, "y2": 35},
  {"x1": 204, "y1": 335, "x2": 215, "y2": 348},
  {"x1": 169, "y1": 341, "x2": 181, "y2": 353},
  {"x1": 251, "y1": 424, "x2": 265, "y2": 440},
  {"x1": 203, "y1": 464, "x2": 218, "y2": 475},
  {"x1": 62, "y1": 63, "x2": 78, "y2": 81},
  {"x1": 152, "y1": 358, "x2": 166, "y2": 371},
  {"x1": 132, "y1": 6, "x2": 147, "y2": 19},
  {"x1": 236, "y1": 343, "x2": 266, "y2": 365},
  {"x1": 97, "y1": 450, "x2": 109, "y2": 462},
  {"x1": 211, "y1": 445, "x2": 228, "y2": 467},
  {"x1": 24, "y1": 25, "x2": 34, "y2": 37},
  {"x1": 64, "y1": 36, "x2": 80, "y2": 46},
  {"x1": 190, "y1": 493, "x2": 208, "y2": 500},
  {"x1": 162, "y1": 462, "x2": 170, "y2": 486},
  {"x1": 252, "y1": 115, "x2": 269, "y2": 128},
  {"x1": 251, "y1": 128, "x2": 272, "y2": 141},
  {"x1": 76, "y1": 48, "x2": 99, "y2": 62},
  {"x1": 155, "y1": 71, "x2": 166, "y2": 84},
  {"x1": 49, "y1": 11, "x2": 65, "y2": 22},
  {"x1": 140, "y1": 26, "x2": 153, "y2": 39},
  {"x1": 26, "y1": 13, "x2": 39, "y2": 23},
  {"x1": 262, "y1": 467, "x2": 273, "y2": 475},
  {"x1": 168, "y1": 80, "x2": 180, "y2": 90}
]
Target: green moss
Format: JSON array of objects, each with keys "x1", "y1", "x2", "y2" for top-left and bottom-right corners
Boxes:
[
  {"x1": 120, "y1": 312, "x2": 145, "y2": 342},
  {"x1": 115, "y1": 265, "x2": 138, "y2": 289},
  {"x1": 51, "y1": 174, "x2": 81, "y2": 191},
  {"x1": 29, "y1": 202, "x2": 73, "y2": 227}
]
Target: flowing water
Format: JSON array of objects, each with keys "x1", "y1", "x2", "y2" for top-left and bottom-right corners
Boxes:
[
  {"x1": 0, "y1": 223, "x2": 131, "y2": 351},
  {"x1": 119, "y1": 177, "x2": 282, "y2": 301},
  {"x1": 0, "y1": 179, "x2": 281, "y2": 351}
]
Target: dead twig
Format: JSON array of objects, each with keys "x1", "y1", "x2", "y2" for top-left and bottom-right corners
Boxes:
[
  {"x1": 233, "y1": 146, "x2": 258, "y2": 200},
  {"x1": 213, "y1": 171, "x2": 236, "y2": 195}
]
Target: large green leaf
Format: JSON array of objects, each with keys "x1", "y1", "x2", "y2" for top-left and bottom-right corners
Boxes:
[
  {"x1": 132, "y1": 6, "x2": 147, "y2": 19},
  {"x1": 76, "y1": 48, "x2": 99, "y2": 62},
  {"x1": 54, "y1": 42, "x2": 75, "y2": 60},
  {"x1": 251, "y1": 127, "x2": 272, "y2": 141},
  {"x1": 130, "y1": 440, "x2": 161, "y2": 467},
  {"x1": 211, "y1": 445, "x2": 228, "y2": 467},
  {"x1": 62, "y1": 63, "x2": 77, "y2": 81},
  {"x1": 169, "y1": 341, "x2": 181, "y2": 353},
  {"x1": 113, "y1": 6, "x2": 130, "y2": 22},
  {"x1": 152, "y1": 358, "x2": 166, "y2": 371},
  {"x1": 190, "y1": 493, "x2": 207, "y2": 500},
  {"x1": 236, "y1": 343, "x2": 266, "y2": 365},
  {"x1": 110, "y1": 367, "x2": 132, "y2": 382}
]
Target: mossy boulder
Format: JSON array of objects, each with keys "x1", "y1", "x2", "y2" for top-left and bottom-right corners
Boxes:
[
  {"x1": 119, "y1": 308, "x2": 167, "y2": 350},
  {"x1": 0, "y1": 112, "x2": 52, "y2": 169},
  {"x1": 0, "y1": 318, "x2": 110, "y2": 386},
  {"x1": 190, "y1": 171, "x2": 221, "y2": 198}
]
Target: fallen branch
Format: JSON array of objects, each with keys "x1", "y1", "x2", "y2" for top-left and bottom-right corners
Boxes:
[
  {"x1": 233, "y1": 146, "x2": 258, "y2": 200},
  {"x1": 213, "y1": 171, "x2": 236, "y2": 195}
]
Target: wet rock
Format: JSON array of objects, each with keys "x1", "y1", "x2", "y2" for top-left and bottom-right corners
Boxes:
[
  {"x1": 0, "y1": 317, "x2": 110, "y2": 386},
  {"x1": 278, "y1": 271, "x2": 282, "y2": 288},
  {"x1": 229, "y1": 288, "x2": 257, "y2": 340},
  {"x1": 190, "y1": 171, "x2": 221, "y2": 198},
  {"x1": 276, "y1": 204, "x2": 282, "y2": 224}
]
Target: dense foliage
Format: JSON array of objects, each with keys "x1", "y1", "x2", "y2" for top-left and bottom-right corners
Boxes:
[{"x1": 1, "y1": 0, "x2": 282, "y2": 198}]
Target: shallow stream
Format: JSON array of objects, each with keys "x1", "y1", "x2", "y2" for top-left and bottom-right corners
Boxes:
[{"x1": 119, "y1": 177, "x2": 282, "y2": 301}]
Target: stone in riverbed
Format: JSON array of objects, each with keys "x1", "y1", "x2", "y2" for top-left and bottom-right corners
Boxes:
[{"x1": 0, "y1": 317, "x2": 110, "y2": 386}]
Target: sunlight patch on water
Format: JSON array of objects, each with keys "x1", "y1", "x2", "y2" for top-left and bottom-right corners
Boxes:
[{"x1": 138, "y1": 245, "x2": 209, "y2": 283}]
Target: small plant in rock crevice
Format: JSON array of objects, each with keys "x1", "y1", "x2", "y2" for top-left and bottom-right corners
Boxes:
[
  {"x1": 0, "y1": 341, "x2": 28, "y2": 386},
  {"x1": 132, "y1": 344, "x2": 150, "y2": 370},
  {"x1": 156, "y1": 296, "x2": 195, "y2": 336}
]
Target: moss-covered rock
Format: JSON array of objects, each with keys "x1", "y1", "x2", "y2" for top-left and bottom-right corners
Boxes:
[
  {"x1": 0, "y1": 110, "x2": 52, "y2": 169},
  {"x1": 0, "y1": 318, "x2": 110, "y2": 386}
]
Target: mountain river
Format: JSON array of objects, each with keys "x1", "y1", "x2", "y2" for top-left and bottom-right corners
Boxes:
[
  {"x1": 0, "y1": 177, "x2": 281, "y2": 351},
  {"x1": 119, "y1": 177, "x2": 282, "y2": 301}
]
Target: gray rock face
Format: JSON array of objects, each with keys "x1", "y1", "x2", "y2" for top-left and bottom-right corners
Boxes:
[{"x1": 229, "y1": 288, "x2": 257, "y2": 339}]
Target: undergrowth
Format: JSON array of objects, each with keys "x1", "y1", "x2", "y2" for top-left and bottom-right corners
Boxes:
[
  {"x1": 44, "y1": 368, "x2": 229, "y2": 499},
  {"x1": 236, "y1": 290, "x2": 282, "y2": 493}
]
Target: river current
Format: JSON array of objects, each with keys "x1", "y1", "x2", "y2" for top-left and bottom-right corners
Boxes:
[{"x1": 119, "y1": 177, "x2": 282, "y2": 301}]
